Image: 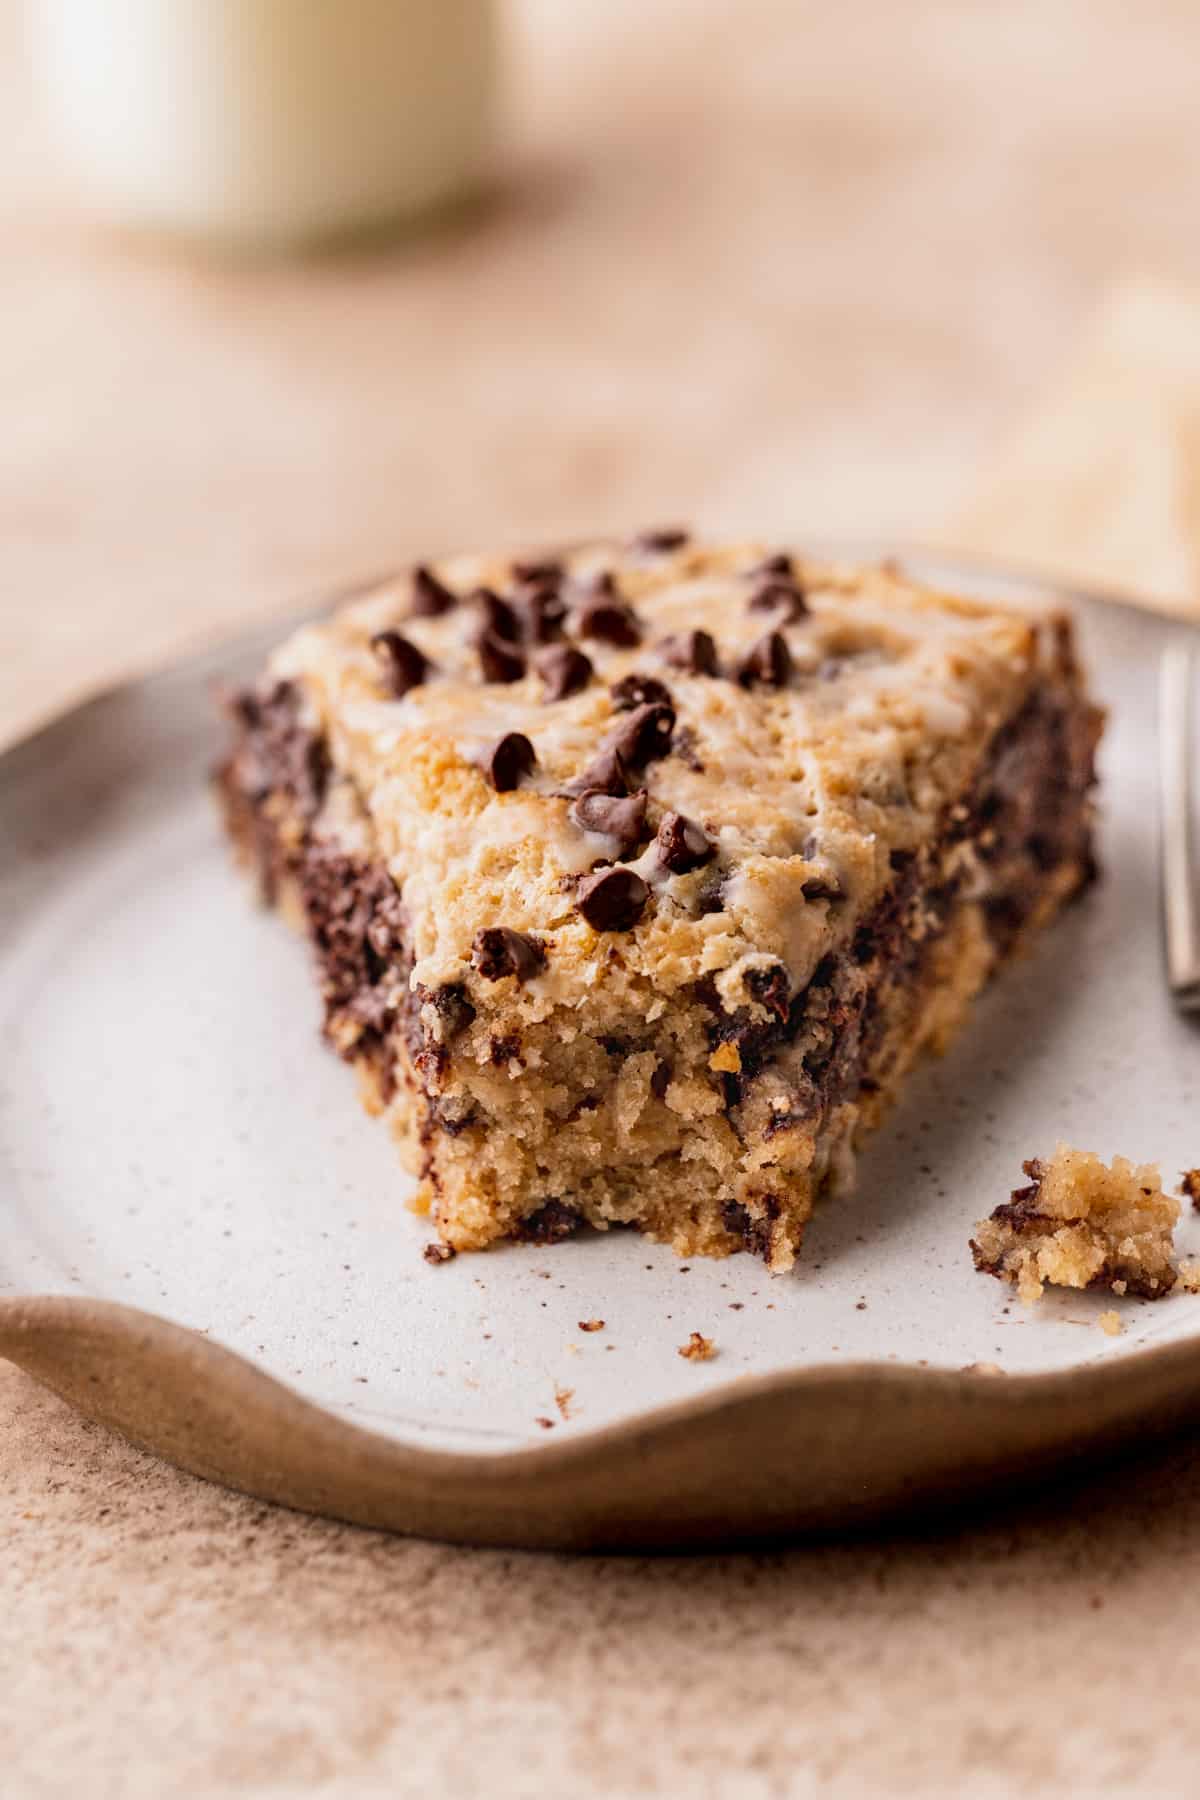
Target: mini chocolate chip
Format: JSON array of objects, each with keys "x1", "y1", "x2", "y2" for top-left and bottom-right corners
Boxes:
[
  {"x1": 657, "y1": 629, "x2": 718, "y2": 676},
  {"x1": 747, "y1": 552, "x2": 794, "y2": 580},
  {"x1": 747, "y1": 579, "x2": 808, "y2": 622},
  {"x1": 515, "y1": 1200, "x2": 580, "y2": 1244},
  {"x1": 471, "y1": 587, "x2": 521, "y2": 641},
  {"x1": 851, "y1": 924, "x2": 878, "y2": 964},
  {"x1": 632, "y1": 527, "x2": 689, "y2": 553},
  {"x1": 656, "y1": 811, "x2": 713, "y2": 874},
  {"x1": 570, "y1": 789, "x2": 649, "y2": 854},
  {"x1": 478, "y1": 631, "x2": 526, "y2": 684},
  {"x1": 672, "y1": 724, "x2": 705, "y2": 771},
  {"x1": 536, "y1": 643, "x2": 593, "y2": 701},
  {"x1": 511, "y1": 558, "x2": 564, "y2": 586},
  {"x1": 488, "y1": 1031, "x2": 522, "y2": 1067},
  {"x1": 409, "y1": 565, "x2": 458, "y2": 617},
  {"x1": 370, "y1": 630, "x2": 429, "y2": 698},
  {"x1": 483, "y1": 731, "x2": 537, "y2": 791},
  {"x1": 737, "y1": 631, "x2": 792, "y2": 688},
  {"x1": 744, "y1": 963, "x2": 790, "y2": 1022},
  {"x1": 574, "y1": 598, "x2": 642, "y2": 647},
  {"x1": 472, "y1": 927, "x2": 545, "y2": 982},
  {"x1": 576, "y1": 866, "x2": 649, "y2": 931},
  {"x1": 564, "y1": 745, "x2": 632, "y2": 797},
  {"x1": 518, "y1": 587, "x2": 568, "y2": 644},
  {"x1": 610, "y1": 672, "x2": 674, "y2": 711},
  {"x1": 424, "y1": 982, "x2": 476, "y2": 1040},
  {"x1": 650, "y1": 1059, "x2": 672, "y2": 1100},
  {"x1": 228, "y1": 687, "x2": 263, "y2": 729},
  {"x1": 801, "y1": 873, "x2": 842, "y2": 901},
  {"x1": 607, "y1": 700, "x2": 675, "y2": 766}
]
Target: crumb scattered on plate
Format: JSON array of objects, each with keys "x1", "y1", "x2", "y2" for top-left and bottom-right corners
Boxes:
[
  {"x1": 554, "y1": 1385, "x2": 575, "y2": 1420},
  {"x1": 678, "y1": 1332, "x2": 716, "y2": 1362},
  {"x1": 578, "y1": 1318, "x2": 605, "y2": 1333},
  {"x1": 423, "y1": 1241, "x2": 456, "y2": 1265},
  {"x1": 971, "y1": 1147, "x2": 1181, "y2": 1304},
  {"x1": 1098, "y1": 1310, "x2": 1122, "y2": 1336},
  {"x1": 1182, "y1": 1169, "x2": 1200, "y2": 1210}
]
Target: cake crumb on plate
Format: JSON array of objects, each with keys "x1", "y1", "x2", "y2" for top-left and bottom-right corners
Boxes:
[
  {"x1": 971, "y1": 1147, "x2": 1181, "y2": 1304},
  {"x1": 678, "y1": 1331, "x2": 717, "y2": 1361}
]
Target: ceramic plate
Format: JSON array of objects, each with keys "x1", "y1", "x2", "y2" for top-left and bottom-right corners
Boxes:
[{"x1": 2, "y1": 551, "x2": 1199, "y2": 1550}]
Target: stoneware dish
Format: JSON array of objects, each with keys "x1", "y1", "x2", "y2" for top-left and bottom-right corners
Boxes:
[{"x1": 2, "y1": 550, "x2": 1198, "y2": 1550}]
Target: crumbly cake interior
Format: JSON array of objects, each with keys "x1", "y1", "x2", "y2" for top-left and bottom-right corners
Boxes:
[
  {"x1": 971, "y1": 1148, "x2": 1182, "y2": 1303},
  {"x1": 217, "y1": 534, "x2": 1103, "y2": 1271}
]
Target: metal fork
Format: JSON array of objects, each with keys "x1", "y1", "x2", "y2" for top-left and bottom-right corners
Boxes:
[{"x1": 1160, "y1": 641, "x2": 1200, "y2": 1012}]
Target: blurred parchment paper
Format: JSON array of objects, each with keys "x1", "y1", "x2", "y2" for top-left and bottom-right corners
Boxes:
[{"x1": 943, "y1": 278, "x2": 1200, "y2": 619}]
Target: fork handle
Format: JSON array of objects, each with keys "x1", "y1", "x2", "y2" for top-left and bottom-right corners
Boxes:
[{"x1": 1160, "y1": 643, "x2": 1200, "y2": 1010}]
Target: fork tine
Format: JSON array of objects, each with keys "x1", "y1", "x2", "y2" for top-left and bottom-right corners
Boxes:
[{"x1": 1160, "y1": 641, "x2": 1200, "y2": 1011}]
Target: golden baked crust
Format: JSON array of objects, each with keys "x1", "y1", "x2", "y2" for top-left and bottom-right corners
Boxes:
[
  {"x1": 217, "y1": 534, "x2": 1103, "y2": 1270},
  {"x1": 268, "y1": 542, "x2": 1057, "y2": 989}
]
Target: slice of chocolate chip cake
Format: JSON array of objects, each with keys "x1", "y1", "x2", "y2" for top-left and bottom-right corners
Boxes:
[{"x1": 216, "y1": 534, "x2": 1103, "y2": 1271}]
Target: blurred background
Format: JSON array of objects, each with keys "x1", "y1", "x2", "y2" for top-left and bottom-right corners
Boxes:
[
  {"x1": 3, "y1": 0, "x2": 1200, "y2": 745},
  {"x1": 6, "y1": 12, "x2": 1200, "y2": 1793}
]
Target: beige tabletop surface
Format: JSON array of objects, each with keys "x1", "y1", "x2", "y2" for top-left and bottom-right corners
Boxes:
[{"x1": 5, "y1": 2, "x2": 1200, "y2": 1795}]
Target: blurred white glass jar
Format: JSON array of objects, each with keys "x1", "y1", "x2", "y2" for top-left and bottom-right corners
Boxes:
[{"x1": 27, "y1": 0, "x2": 499, "y2": 251}]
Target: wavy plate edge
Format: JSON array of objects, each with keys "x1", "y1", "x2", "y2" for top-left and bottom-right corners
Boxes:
[
  {"x1": 6, "y1": 1292, "x2": 1200, "y2": 1548},
  {"x1": 4, "y1": 545, "x2": 1199, "y2": 1549}
]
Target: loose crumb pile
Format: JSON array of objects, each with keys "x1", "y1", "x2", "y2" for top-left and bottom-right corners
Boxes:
[
  {"x1": 678, "y1": 1332, "x2": 717, "y2": 1362},
  {"x1": 971, "y1": 1147, "x2": 1182, "y2": 1304}
]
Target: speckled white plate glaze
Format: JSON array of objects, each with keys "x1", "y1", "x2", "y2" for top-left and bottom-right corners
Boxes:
[{"x1": 2, "y1": 551, "x2": 1199, "y2": 1549}]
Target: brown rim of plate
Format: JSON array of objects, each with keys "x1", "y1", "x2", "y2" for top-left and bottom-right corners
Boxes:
[
  {"x1": 5, "y1": 1290, "x2": 1200, "y2": 1550},
  {"x1": 2, "y1": 544, "x2": 1195, "y2": 1551}
]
